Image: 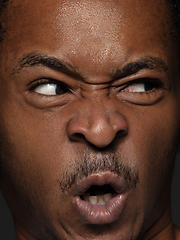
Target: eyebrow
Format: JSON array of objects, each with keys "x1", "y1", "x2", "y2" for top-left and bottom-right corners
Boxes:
[
  {"x1": 12, "y1": 51, "x2": 79, "y2": 77},
  {"x1": 12, "y1": 51, "x2": 168, "y2": 80},
  {"x1": 111, "y1": 56, "x2": 168, "y2": 79}
]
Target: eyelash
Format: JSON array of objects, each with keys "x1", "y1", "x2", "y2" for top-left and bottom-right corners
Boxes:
[
  {"x1": 28, "y1": 78, "x2": 69, "y2": 93},
  {"x1": 29, "y1": 78, "x2": 56, "y2": 88},
  {"x1": 27, "y1": 77, "x2": 163, "y2": 98},
  {"x1": 121, "y1": 78, "x2": 163, "y2": 93}
]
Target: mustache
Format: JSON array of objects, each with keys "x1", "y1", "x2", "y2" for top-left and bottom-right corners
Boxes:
[{"x1": 59, "y1": 151, "x2": 139, "y2": 193}]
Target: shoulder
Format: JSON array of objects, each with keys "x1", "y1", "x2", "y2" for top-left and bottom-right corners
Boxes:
[{"x1": 174, "y1": 224, "x2": 180, "y2": 240}]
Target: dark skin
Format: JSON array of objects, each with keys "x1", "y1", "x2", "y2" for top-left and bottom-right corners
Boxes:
[{"x1": 0, "y1": 0, "x2": 180, "y2": 239}]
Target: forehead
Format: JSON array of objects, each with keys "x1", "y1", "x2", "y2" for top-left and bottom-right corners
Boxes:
[
  {"x1": 6, "y1": 0, "x2": 172, "y2": 42},
  {"x1": 2, "y1": 0, "x2": 176, "y2": 77}
]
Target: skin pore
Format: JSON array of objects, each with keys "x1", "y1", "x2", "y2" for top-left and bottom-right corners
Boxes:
[{"x1": 0, "y1": 0, "x2": 180, "y2": 239}]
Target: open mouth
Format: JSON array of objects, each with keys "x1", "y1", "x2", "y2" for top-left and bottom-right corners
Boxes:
[
  {"x1": 72, "y1": 172, "x2": 129, "y2": 224},
  {"x1": 81, "y1": 184, "x2": 116, "y2": 205}
]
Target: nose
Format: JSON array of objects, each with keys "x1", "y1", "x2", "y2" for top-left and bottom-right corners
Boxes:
[{"x1": 67, "y1": 100, "x2": 128, "y2": 148}]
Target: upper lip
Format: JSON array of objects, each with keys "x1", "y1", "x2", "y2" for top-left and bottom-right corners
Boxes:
[
  {"x1": 71, "y1": 171, "x2": 130, "y2": 196},
  {"x1": 70, "y1": 171, "x2": 131, "y2": 224}
]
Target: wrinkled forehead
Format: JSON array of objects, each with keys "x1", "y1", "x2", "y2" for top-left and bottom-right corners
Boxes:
[{"x1": 2, "y1": 0, "x2": 177, "y2": 77}]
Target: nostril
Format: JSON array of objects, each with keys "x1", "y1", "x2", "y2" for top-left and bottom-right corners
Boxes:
[
  {"x1": 116, "y1": 130, "x2": 127, "y2": 138},
  {"x1": 67, "y1": 111, "x2": 128, "y2": 147},
  {"x1": 69, "y1": 129, "x2": 127, "y2": 146},
  {"x1": 70, "y1": 130, "x2": 127, "y2": 149},
  {"x1": 70, "y1": 133, "x2": 87, "y2": 142}
]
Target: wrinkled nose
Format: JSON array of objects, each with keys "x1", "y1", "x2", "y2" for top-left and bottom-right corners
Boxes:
[{"x1": 67, "y1": 101, "x2": 128, "y2": 148}]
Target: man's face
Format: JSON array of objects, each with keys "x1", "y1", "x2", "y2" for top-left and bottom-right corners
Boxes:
[{"x1": 0, "y1": 0, "x2": 180, "y2": 239}]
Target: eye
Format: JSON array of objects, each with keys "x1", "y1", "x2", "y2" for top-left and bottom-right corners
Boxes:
[
  {"x1": 117, "y1": 78, "x2": 164, "y2": 105},
  {"x1": 29, "y1": 79, "x2": 68, "y2": 96},
  {"x1": 122, "y1": 81, "x2": 156, "y2": 93}
]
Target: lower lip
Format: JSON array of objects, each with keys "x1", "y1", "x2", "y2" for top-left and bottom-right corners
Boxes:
[{"x1": 73, "y1": 193, "x2": 128, "y2": 224}]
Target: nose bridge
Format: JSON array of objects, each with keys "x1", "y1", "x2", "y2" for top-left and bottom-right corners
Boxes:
[
  {"x1": 67, "y1": 91, "x2": 128, "y2": 148},
  {"x1": 87, "y1": 96, "x2": 111, "y2": 133}
]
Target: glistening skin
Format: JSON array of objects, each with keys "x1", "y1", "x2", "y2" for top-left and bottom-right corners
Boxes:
[{"x1": 0, "y1": 0, "x2": 180, "y2": 239}]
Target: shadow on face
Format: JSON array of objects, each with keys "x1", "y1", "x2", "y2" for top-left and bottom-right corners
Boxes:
[{"x1": 0, "y1": 0, "x2": 180, "y2": 239}]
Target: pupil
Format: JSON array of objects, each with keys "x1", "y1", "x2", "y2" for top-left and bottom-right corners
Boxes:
[
  {"x1": 56, "y1": 84, "x2": 67, "y2": 95},
  {"x1": 145, "y1": 83, "x2": 154, "y2": 91}
]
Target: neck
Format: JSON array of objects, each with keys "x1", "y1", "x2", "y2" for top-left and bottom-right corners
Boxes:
[
  {"x1": 15, "y1": 207, "x2": 179, "y2": 240},
  {"x1": 142, "y1": 207, "x2": 178, "y2": 240}
]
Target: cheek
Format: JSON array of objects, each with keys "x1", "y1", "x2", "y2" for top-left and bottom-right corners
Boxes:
[
  {"x1": 0, "y1": 103, "x2": 67, "y2": 203},
  {"x1": 0, "y1": 87, "x2": 179, "y2": 235},
  {"x1": 0, "y1": 110, "x2": 73, "y2": 235},
  {"x1": 126, "y1": 103, "x2": 179, "y2": 209},
  {"x1": 129, "y1": 97, "x2": 179, "y2": 168},
  {"x1": 0, "y1": 112, "x2": 66, "y2": 182}
]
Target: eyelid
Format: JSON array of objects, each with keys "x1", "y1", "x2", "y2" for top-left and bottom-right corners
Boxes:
[
  {"x1": 113, "y1": 77, "x2": 164, "y2": 105},
  {"x1": 27, "y1": 78, "x2": 73, "y2": 98},
  {"x1": 28, "y1": 78, "x2": 63, "y2": 90},
  {"x1": 121, "y1": 78, "x2": 163, "y2": 92},
  {"x1": 25, "y1": 78, "x2": 75, "y2": 108},
  {"x1": 111, "y1": 66, "x2": 167, "y2": 87},
  {"x1": 31, "y1": 77, "x2": 75, "y2": 93}
]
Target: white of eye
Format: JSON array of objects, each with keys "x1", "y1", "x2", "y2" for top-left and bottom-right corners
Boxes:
[
  {"x1": 123, "y1": 83, "x2": 146, "y2": 93},
  {"x1": 35, "y1": 83, "x2": 57, "y2": 95}
]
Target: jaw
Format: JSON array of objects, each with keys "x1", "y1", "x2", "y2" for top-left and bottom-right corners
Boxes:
[
  {"x1": 14, "y1": 206, "x2": 174, "y2": 240},
  {"x1": 11, "y1": 171, "x2": 141, "y2": 240}
]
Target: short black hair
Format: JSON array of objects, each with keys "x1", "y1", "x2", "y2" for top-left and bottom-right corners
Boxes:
[
  {"x1": 0, "y1": 0, "x2": 8, "y2": 42},
  {"x1": 0, "y1": 0, "x2": 179, "y2": 42},
  {"x1": 168, "y1": 0, "x2": 180, "y2": 41}
]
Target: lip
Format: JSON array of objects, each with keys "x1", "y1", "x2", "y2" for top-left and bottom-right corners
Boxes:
[{"x1": 71, "y1": 172, "x2": 129, "y2": 224}]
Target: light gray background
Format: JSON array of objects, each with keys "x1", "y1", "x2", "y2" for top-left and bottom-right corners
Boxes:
[{"x1": 1, "y1": 151, "x2": 180, "y2": 240}]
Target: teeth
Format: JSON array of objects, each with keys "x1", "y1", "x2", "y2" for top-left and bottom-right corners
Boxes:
[
  {"x1": 84, "y1": 193, "x2": 114, "y2": 205},
  {"x1": 83, "y1": 193, "x2": 90, "y2": 201},
  {"x1": 104, "y1": 193, "x2": 112, "y2": 202},
  {"x1": 97, "y1": 195, "x2": 105, "y2": 205},
  {"x1": 89, "y1": 196, "x2": 98, "y2": 205}
]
